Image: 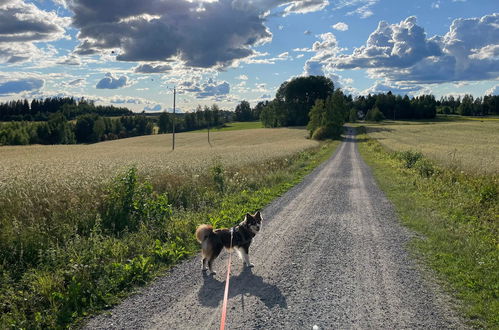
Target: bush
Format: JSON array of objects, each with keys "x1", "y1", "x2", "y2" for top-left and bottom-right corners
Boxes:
[
  {"x1": 311, "y1": 126, "x2": 328, "y2": 140},
  {"x1": 396, "y1": 150, "x2": 423, "y2": 168}
]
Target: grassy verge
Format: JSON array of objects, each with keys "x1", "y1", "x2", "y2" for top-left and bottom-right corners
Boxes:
[
  {"x1": 0, "y1": 138, "x2": 339, "y2": 328},
  {"x1": 356, "y1": 127, "x2": 498, "y2": 328}
]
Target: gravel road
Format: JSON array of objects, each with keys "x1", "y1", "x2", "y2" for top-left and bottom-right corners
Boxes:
[{"x1": 84, "y1": 128, "x2": 465, "y2": 329}]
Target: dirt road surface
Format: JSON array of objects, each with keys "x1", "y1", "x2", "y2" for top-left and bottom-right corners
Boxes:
[{"x1": 84, "y1": 129, "x2": 465, "y2": 329}]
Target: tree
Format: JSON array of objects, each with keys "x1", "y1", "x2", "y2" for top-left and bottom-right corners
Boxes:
[
  {"x1": 307, "y1": 89, "x2": 346, "y2": 140},
  {"x1": 235, "y1": 101, "x2": 252, "y2": 121},
  {"x1": 260, "y1": 100, "x2": 287, "y2": 128},
  {"x1": 366, "y1": 106, "x2": 385, "y2": 122},
  {"x1": 276, "y1": 75, "x2": 334, "y2": 126},
  {"x1": 458, "y1": 94, "x2": 474, "y2": 116}
]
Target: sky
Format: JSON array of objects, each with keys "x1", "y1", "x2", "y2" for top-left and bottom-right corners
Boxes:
[{"x1": 0, "y1": 0, "x2": 498, "y2": 113}]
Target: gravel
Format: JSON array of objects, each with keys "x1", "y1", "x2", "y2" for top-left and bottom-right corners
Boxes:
[{"x1": 83, "y1": 128, "x2": 466, "y2": 329}]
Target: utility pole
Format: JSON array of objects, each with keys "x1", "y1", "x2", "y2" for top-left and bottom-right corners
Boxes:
[{"x1": 172, "y1": 87, "x2": 176, "y2": 150}]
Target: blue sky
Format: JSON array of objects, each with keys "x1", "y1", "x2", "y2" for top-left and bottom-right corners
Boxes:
[{"x1": 0, "y1": 0, "x2": 498, "y2": 112}]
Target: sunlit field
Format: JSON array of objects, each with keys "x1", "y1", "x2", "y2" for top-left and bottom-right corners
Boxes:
[
  {"x1": 0, "y1": 128, "x2": 317, "y2": 192},
  {"x1": 364, "y1": 120, "x2": 499, "y2": 174}
]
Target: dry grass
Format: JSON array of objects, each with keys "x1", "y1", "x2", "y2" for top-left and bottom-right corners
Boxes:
[
  {"x1": 364, "y1": 120, "x2": 499, "y2": 174},
  {"x1": 0, "y1": 128, "x2": 317, "y2": 192}
]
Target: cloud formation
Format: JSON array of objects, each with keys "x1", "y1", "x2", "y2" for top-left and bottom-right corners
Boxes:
[
  {"x1": 180, "y1": 78, "x2": 231, "y2": 99},
  {"x1": 0, "y1": 78, "x2": 44, "y2": 95},
  {"x1": 134, "y1": 63, "x2": 172, "y2": 73},
  {"x1": 0, "y1": 0, "x2": 69, "y2": 63},
  {"x1": 485, "y1": 85, "x2": 499, "y2": 96},
  {"x1": 332, "y1": 22, "x2": 349, "y2": 31},
  {"x1": 309, "y1": 14, "x2": 499, "y2": 84},
  {"x1": 96, "y1": 73, "x2": 128, "y2": 89},
  {"x1": 67, "y1": 0, "x2": 326, "y2": 68}
]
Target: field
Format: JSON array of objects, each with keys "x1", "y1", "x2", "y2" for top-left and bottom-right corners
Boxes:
[
  {"x1": 0, "y1": 127, "x2": 332, "y2": 328},
  {"x1": 363, "y1": 119, "x2": 499, "y2": 174},
  {"x1": 0, "y1": 127, "x2": 316, "y2": 192},
  {"x1": 192, "y1": 120, "x2": 264, "y2": 132}
]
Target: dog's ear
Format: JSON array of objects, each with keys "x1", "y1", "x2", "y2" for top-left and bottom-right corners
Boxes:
[
  {"x1": 245, "y1": 212, "x2": 252, "y2": 220},
  {"x1": 254, "y1": 211, "x2": 262, "y2": 220}
]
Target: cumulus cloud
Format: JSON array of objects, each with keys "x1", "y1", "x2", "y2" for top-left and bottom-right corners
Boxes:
[
  {"x1": 362, "y1": 81, "x2": 423, "y2": 95},
  {"x1": 303, "y1": 32, "x2": 344, "y2": 76},
  {"x1": 332, "y1": 22, "x2": 349, "y2": 31},
  {"x1": 66, "y1": 0, "x2": 326, "y2": 69},
  {"x1": 96, "y1": 73, "x2": 128, "y2": 89},
  {"x1": 179, "y1": 78, "x2": 231, "y2": 99},
  {"x1": 0, "y1": 0, "x2": 70, "y2": 63},
  {"x1": 308, "y1": 14, "x2": 499, "y2": 85},
  {"x1": 0, "y1": 78, "x2": 44, "y2": 95},
  {"x1": 134, "y1": 63, "x2": 172, "y2": 73}
]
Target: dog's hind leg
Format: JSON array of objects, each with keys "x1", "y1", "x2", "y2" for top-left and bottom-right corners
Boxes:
[
  {"x1": 239, "y1": 244, "x2": 254, "y2": 267},
  {"x1": 208, "y1": 244, "x2": 223, "y2": 275}
]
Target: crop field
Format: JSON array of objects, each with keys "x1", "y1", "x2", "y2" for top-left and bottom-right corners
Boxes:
[
  {"x1": 364, "y1": 119, "x2": 499, "y2": 174},
  {"x1": 0, "y1": 127, "x2": 317, "y2": 192}
]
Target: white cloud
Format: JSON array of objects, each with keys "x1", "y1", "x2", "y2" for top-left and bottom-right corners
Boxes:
[
  {"x1": 431, "y1": 1, "x2": 440, "y2": 9},
  {"x1": 0, "y1": 0, "x2": 70, "y2": 63},
  {"x1": 332, "y1": 22, "x2": 349, "y2": 31},
  {"x1": 362, "y1": 81, "x2": 423, "y2": 95},
  {"x1": 334, "y1": 0, "x2": 378, "y2": 18},
  {"x1": 485, "y1": 85, "x2": 499, "y2": 95},
  {"x1": 236, "y1": 75, "x2": 249, "y2": 80},
  {"x1": 96, "y1": 73, "x2": 129, "y2": 89},
  {"x1": 307, "y1": 14, "x2": 499, "y2": 85}
]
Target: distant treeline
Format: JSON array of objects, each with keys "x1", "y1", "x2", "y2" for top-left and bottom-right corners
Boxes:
[
  {"x1": 254, "y1": 76, "x2": 499, "y2": 129},
  {"x1": 0, "y1": 97, "x2": 132, "y2": 121},
  {"x1": 0, "y1": 114, "x2": 154, "y2": 145},
  {"x1": 157, "y1": 104, "x2": 234, "y2": 133}
]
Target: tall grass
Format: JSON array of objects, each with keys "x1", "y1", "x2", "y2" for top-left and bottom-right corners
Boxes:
[
  {"x1": 0, "y1": 128, "x2": 338, "y2": 328},
  {"x1": 357, "y1": 127, "x2": 498, "y2": 328}
]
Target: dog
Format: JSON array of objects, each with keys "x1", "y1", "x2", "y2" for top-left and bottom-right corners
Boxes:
[{"x1": 195, "y1": 211, "x2": 263, "y2": 274}]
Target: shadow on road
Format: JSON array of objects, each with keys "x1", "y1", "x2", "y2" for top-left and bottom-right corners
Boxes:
[{"x1": 198, "y1": 267, "x2": 287, "y2": 310}]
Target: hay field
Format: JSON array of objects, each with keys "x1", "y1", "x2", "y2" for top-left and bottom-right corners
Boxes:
[
  {"x1": 0, "y1": 128, "x2": 317, "y2": 192},
  {"x1": 365, "y1": 120, "x2": 499, "y2": 174}
]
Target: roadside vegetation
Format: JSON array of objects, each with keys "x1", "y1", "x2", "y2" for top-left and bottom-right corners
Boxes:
[
  {"x1": 356, "y1": 125, "x2": 498, "y2": 328},
  {"x1": 0, "y1": 127, "x2": 339, "y2": 328}
]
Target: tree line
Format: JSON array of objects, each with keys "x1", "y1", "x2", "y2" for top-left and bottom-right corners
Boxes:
[
  {"x1": 157, "y1": 104, "x2": 234, "y2": 134},
  {"x1": 230, "y1": 76, "x2": 499, "y2": 139},
  {"x1": 0, "y1": 114, "x2": 154, "y2": 145},
  {"x1": 0, "y1": 97, "x2": 132, "y2": 121}
]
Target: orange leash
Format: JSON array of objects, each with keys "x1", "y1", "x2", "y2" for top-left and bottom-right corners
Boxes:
[{"x1": 219, "y1": 228, "x2": 234, "y2": 330}]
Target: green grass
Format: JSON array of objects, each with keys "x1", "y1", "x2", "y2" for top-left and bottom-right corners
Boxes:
[
  {"x1": 0, "y1": 129, "x2": 339, "y2": 328},
  {"x1": 356, "y1": 128, "x2": 498, "y2": 328},
  {"x1": 191, "y1": 121, "x2": 263, "y2": 132}
]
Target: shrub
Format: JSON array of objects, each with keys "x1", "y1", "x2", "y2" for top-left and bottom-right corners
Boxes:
[{"x1": 396, "y1": 150, "x2": 423, "y2": 168}]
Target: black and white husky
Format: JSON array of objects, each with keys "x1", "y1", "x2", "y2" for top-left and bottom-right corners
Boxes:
[{"x1": 195, "y1": 211, "x2": 263, "y2": 274}]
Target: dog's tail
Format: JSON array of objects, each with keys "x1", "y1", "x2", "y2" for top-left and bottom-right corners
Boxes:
[{"x1": 195, "y1": 224, "x2": 213, "y2": 243}]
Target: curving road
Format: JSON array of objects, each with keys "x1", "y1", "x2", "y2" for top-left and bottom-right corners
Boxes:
[{"x1": 84, "y1": 128, "x2": 465, "y2": 329}]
